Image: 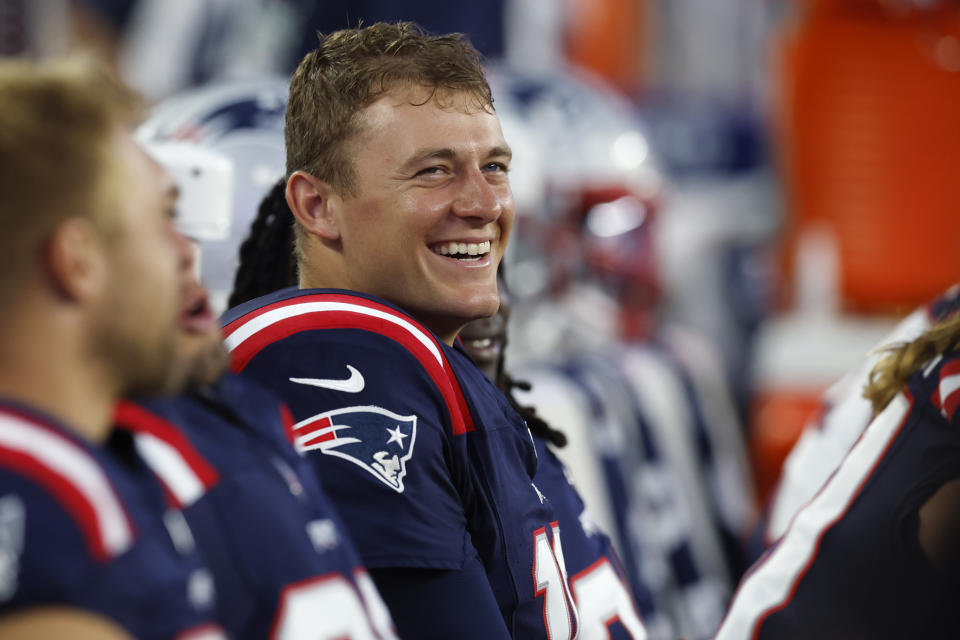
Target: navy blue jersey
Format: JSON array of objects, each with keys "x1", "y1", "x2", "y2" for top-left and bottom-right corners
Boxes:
[
  {"x1": 115, "y1": 373, "x2": 397, "y2": 640},
  {"x1": 531, "y1": 436, "x2": 648, "y2": 639},
  {"x1": 222, "y1": 288, "x2": 581, "y2": 639},
  {"x1": 756, "y1": 283, "x2": 960, "y2": 559},
  {"x1": 0, "y1": 399, "x2": 223, "y2": 639},
  {"x1": 717, "y1": 349, "x2": 960, "y2": 639}
]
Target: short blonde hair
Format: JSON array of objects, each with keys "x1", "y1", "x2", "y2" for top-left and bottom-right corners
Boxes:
[{"x1": 0, "y1": 56, "x2": 143, "y2": 296}]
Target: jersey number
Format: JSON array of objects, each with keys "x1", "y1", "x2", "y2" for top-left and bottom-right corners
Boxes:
[
  {"x1": 571, "y1": 559, "x2": 647, "y2": 639},
  {"x1": 533, "y1": 522, "x2": 580, "y2": 639},
  {"x1": 272, "y1": 570, "x2": 397, "y2": 640}
]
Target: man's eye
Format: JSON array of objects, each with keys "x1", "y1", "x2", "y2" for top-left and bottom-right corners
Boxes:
[
  {"x1": 484, "y1": 162, "x2": 509, "y2": 173},
  {"x1": 416, "y1": 166, "x2": 443, "y2": 176}
]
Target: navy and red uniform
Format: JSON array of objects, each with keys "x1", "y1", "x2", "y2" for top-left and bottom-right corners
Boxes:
[
  {"x1": 0, "y1": 399, "x2": 224, "y2": 639},
  {"x1": 755, "y1": 284, "x2": 960, "y2": 560},
  {"x1": 716, "y1": 349, "x2": 960, "y2": 639},
  {"x1": 222, "y1": 288, "x2": 581, "y2": 639},
  {"x1": 530, "y1": 435, "x2": 648, "y2": 639},
  {"x1": 115, "y1": 373, "x2": 397, "y2": 640}
]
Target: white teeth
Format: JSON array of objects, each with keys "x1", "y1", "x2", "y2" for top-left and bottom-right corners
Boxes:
[
  {"x1": 433, "y1": 240, "x2": 491, "y2": 258},
  {"x1": 471, "y1": 337, "x2": 493, "y2": 348}
]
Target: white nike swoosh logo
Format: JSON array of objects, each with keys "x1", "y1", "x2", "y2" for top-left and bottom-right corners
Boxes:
[{"x1": 290, "y1": 365, "x2": 365, "y2": 393}]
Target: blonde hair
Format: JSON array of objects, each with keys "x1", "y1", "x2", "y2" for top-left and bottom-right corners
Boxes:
[
  {"x1": 864, "y1": 312, "x2": 960, "y2": 413},
  {"x1": 0, "y1": 56, "x2": 143, "y2": 297}
]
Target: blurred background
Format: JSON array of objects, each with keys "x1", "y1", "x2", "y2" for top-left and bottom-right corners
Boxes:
[{"x1": 6, "y1": 0, "x2": 960, "y2": 635}]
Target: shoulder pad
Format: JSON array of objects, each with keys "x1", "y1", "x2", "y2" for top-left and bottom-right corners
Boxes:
[
  {"x1": 222, "y1": 292, "x2": 474, "y2": 434},
  {"x1": 0, "y1": 410, "x2": 133, "y2": 561},
  {"x1": 114, "y1": 402, "x2": 220, "y2": 509}
]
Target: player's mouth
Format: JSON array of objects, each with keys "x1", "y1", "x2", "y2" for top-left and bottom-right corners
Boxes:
[
  {"x1": 180, "y1": 285, "x2": 216, "y2": 334},
  {"x1": 461, "y1": 335, "x2": 503, "y2": 363},
  {"x1": 459, "y1": 314, "x2": 507, "y2": 369},
  {"x1": 429, "y1": 240, "x2": 492, "y2": 262}
]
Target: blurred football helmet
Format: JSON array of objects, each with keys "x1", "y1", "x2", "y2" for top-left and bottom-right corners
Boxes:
[
  {"x1": 144, "y1": 142, "x2": 234, "y2": 243},
  {"x1": 486, "y1": 64, "x2": 664, "y2": 338},
  {"x1": 136, "y1": 77, "x2": 289, "y2": 313}
]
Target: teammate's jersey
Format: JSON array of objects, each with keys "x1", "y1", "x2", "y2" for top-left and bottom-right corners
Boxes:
[
  {"x1": 531, "y1": 435, "x2": 648, "y2": 639},
  {"x1": 759, "y1": 283, "x2": 960, "y2": 551},
  {"x1": 549, "y1": 354, "x2": 730, "y2": 640},
  {"x1": 222, "y1": 288, "x2": 581, "y2": 639},
  {"x1": 0, "y1": 398, "x2": 223, "y2": 639},
  {"x1": 717, "y1": 349, "x2": 960, "y2": 639},
  {"x1": 114, "y1": 373, "x2": 397, "y2": 640}
]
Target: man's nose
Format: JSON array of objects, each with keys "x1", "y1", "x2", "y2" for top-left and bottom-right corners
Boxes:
[{"x1": 451, "y1": 168, "x2": 503, "y2": 223}]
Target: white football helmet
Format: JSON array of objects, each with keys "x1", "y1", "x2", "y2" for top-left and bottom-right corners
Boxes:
[
  {"x1": 486, "y1": 64, "x2": 664, "y2": 316},
  {"x1": 136, "y1": 77, "x2": 289, "y2": 313}
]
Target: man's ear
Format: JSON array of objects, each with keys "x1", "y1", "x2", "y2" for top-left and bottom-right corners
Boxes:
[
  {"x1": 286, "y1": 171, "x2": 341, "y2": 241},
  {"x1": 44, "y1": 217, "x2": 107, "y2": 304}
]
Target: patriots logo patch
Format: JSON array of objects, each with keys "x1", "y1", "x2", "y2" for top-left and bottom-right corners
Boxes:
[{"x1": 292, "y1": 406, "x2": 417, "y2": 493}]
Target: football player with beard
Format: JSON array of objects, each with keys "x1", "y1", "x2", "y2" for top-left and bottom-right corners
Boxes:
[
  {"x1": 0, "y1": 58, "x2": 221, "y2": 639},
  {"x1": 113, "y1": 148, "x2": 397, "y2": 640}
]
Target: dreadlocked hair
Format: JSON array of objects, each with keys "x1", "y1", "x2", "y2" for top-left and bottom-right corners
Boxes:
[
  {"x1": 499, "y1": 372, "x2": 568, "y2": 448},
  {"x1": 228, "y1": 178, "x2": 298, "y2": 308},
  {"x1": 864, "y1": 312, "x2": 960, "y2": 414},
  {"x1": 487, "y1": 322, "x2": 567, "y2": 447}
]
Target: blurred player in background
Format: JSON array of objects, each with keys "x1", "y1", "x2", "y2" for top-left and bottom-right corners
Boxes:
[
  {"x1": 112, "y1": 144, "x2": 397, "y2": 639},
  {"x1": 718, "y1": 300, "x2": 960, "y2": 637},
  {"x1": 488, "y1": 64, "x2": 754, "y2": 639},
  {"x1": 222, "y1": 21, "x2": 583, "y2": 639},
  {"x1": 0, "y1": 58, "x2": 222, "y2": 638},
  {"x1": 752, "y1": 284, "x2": 960, "y2": 559},
  {"x1": 134, "y1": 78, "x2": 289, "y2": 315}
]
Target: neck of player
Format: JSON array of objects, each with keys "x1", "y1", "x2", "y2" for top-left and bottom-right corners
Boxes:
[{"x1": 0, "y1": 315, "x2": 119, "y2": 443}]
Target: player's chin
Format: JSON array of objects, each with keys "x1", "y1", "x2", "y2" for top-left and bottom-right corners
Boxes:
[
  {"x1": 420, "y1": 281, "x2": 500, "y2": 325},
  {"x1": 457, "y1": 288, "x2": 501, "y2": 321}
]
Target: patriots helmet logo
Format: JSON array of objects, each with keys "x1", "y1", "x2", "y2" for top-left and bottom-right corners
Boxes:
[{"x1": 292, "y1": 405, "x2": 417, "y2": 493}]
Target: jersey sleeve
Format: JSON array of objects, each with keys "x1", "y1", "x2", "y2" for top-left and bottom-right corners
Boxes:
[
  {"x1": 0, "y1": 470, "x2": 100, "y2": 613},
  {"x1": 370, "y1": 560, "x2": 512, "y2": 640},
  {"x1": 234, "y1": 327, "x2": 472, "y2": 570},
  {"x1": 719, "y1": 353, "x2": 960, "y2": 640}
]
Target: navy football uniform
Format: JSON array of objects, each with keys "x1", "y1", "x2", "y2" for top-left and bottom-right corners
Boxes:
[
  {"x1": 114, "y1": 373, "x2": 397, "y2": 640},
  {"x1": 0, "y1": 399, "x2": 224, "y2": 639},
  {"x1": 716, "y1": 348, "x2": 960, "y2": 639},
  {"x1": 222, "y1": 288, "x2": 581, "y2": 639},
  {"x1": 758, "y1": 284, "x2": 960, "y2": 555},
  {"x1": 530, "y1": 435, "x2": 648, "y2": 639}
]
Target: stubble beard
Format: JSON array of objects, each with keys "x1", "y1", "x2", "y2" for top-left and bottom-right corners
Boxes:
[
  {"x1": 96, "y1": 321, "x2": 179, "y2": 398},
  {"x1": 179, "y1": 337, "x2": 231, "y2": 393}
]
